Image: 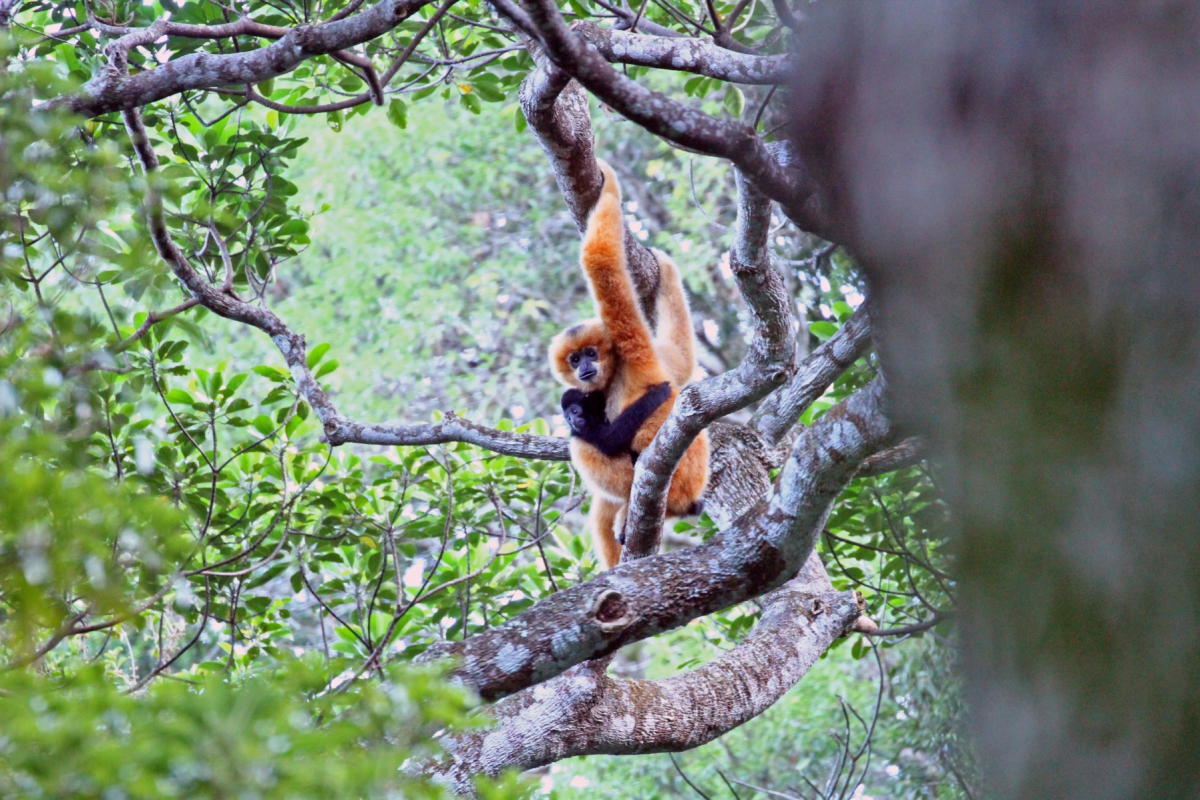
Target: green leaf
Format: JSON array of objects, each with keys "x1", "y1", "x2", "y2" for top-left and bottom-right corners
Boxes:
[
  {"x1": 307, "y1": 342, "x2": 332, "y2": 368},
  {"x1": 386, "y1": 98, "x2": 408, "y2": 130},
  {"x1": 723, "y1": 85, "x2": 746, "y2": 117},
  {"x1": 809, "y1": 321, "x2": 839, "y2": 341},
  {"x1": 473, "y1": 84, "x2": 505, "y2": 103},
  {"x1": 514, "y1": 105, "x2": 527, "y2": 133},
  {"x1": 460, "y1": 91, "x2": 482, "y2": 115},
  {"x1": 164, "y1": 388, "x2": 194, "y2": 406},
  {"x1": 327, "y1": 110, "x2": 344, "y2": 132},
  {"x1": 252, "y1": 365, "x2": 290, "y2": 382}
]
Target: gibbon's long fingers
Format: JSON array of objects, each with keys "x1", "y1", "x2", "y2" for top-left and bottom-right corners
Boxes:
[
  {"x1": 589, "y1": 495, "x2": 625, "y2": 570},
  {"x1": 652, "y1": 251, "x2": 699, "y2": 388},
  {"x1": 582, "y1": 162, "x2": 662, "y2": 378}
]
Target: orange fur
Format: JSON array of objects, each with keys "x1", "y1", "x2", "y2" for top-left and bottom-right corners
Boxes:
[{"x1": 550, "y1": 160, "x2": 710, "y2": 569}]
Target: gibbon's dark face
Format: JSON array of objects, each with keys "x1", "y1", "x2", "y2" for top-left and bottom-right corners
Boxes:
[
  {"x1": 568, "y1": 346, "x2": 601, "y2": 384},
  {"x1": 561, "y1": 388, "x2": 606, "y2": 435}
]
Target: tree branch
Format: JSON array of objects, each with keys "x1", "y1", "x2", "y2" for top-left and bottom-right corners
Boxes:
[
  {"x1": 752, "y1": 304, "x2": 873, "y2": 445},
  {"x1": 66, "y1": 0, "x2": 436, "y2": 118},
  {"x1": 574, "y1": 21, "x2": 788, "y2": 85},
  {"x1": 428, "y1": 553, "x2": 863, "y2": 790},
  {"x1": 856, "y1": 436, "x2": 924, "y2": 477},
  {"x1": 517, "y1": 52, "x2": 661, "y2": 318},
  {"x1": 511, "y1": 0, "x2": 829, "y2": 234},
  {"x1": 622, "y1": 163, "x2": 797, "y2": 559}
]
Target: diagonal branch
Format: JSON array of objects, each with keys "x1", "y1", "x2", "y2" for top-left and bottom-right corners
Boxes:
[
  {"x1": 752, "y1": 304, "x2": 873, "y2": 445},
  {"x1": 622, "y1": 163, "x2": 797, "y2": 559},
  {"x1": 518, "y1": 51, "x2": 662, "y2": 318}
]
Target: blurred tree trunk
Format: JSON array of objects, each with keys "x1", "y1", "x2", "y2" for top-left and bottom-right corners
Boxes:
[{"x1": 789, "y1": 2, "x2": 1200, "y2": 797}]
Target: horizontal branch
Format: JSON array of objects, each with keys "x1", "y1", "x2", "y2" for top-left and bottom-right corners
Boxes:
[
  {"x1": 576, "y1": 21, "x2": 788, "y2": 85},
  {"x1": 67, "y1": 0, "x2": 435, "y2": 118},
  {"x1": 324, "y1": 412, "x2": 569, "y2": 459},
  {"x1": 431, "y1": 554, "x2": 861, "y2": 788},
  {"x1": 420, "y1": 378, "x2": 894, "y2": 701}
]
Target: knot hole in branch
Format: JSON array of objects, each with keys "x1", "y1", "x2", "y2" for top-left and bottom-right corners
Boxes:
[{"x1": 590, "y1": 589, "x2": 634, "y2": 633}]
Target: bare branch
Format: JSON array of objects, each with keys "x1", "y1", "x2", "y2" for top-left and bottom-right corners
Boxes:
[
  {"x1": 511, "y1": 0, "x2": 828, "y2": 233},
  {"x1": 856, "y1": 435, "x2": 924, "y2": 477},
  {"x1": 622, "y1": 164, "x2": 797, "y2": 559},
  {"x1": 66, "y1": 0, "x2": 437, "y2": 118},
  {"x1": 575, "y1": 21, "x2": 787, "y2": 84}
]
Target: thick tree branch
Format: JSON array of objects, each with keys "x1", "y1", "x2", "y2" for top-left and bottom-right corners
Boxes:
[
  {"x1": 66, "y1": 0, "x2": 436, "y2": 118},
  {"x1": 421, "y1": 378, "x2": 894, "y2": 701},
  {"x1": 121, "y1": 107, "x2": 564, "y2": 460},
  {"x1": 429, "y1": 554, "x2": 862, "y2": 789},
  {"x1": 574, "y1": 21, "x2": 788, "y2": 85},
  {"x1": 856, "y1": 436, "x2": 924, "y2": 477}
]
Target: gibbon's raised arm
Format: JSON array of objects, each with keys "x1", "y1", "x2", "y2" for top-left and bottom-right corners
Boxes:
[{"x1": 582, "y1": 162, "x2": 662, "y2": 378}]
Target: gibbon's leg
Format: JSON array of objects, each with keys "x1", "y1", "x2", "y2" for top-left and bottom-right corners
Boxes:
[
  {"x1": 652, "y1": 251, "x2": 699, "y2": 388},
  {"x1": 665, "y1": 429, "x2": 711, "y2": 516},
  {"x1": 589, "y1": 494, "x2": 626, "y2": 569}
]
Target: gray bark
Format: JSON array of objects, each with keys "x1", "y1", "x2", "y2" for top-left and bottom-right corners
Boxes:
[
  {"x1": 429, "y1": 554, "x2": 862, "y2": 792},
  {"x1": 575, "y1": 21, "x2": 788, "y2": 85},
  {"x1": 68, "y1": 0, "x2": 434, "y2": 117}
]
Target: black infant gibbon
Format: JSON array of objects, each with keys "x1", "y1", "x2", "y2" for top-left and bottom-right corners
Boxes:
[
  {"x1": 561, "y1": 381, "x2": 672, "y2": 461},
  {"x1": 548, "y1": 159, "x2": 710, "y2": 569}
]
